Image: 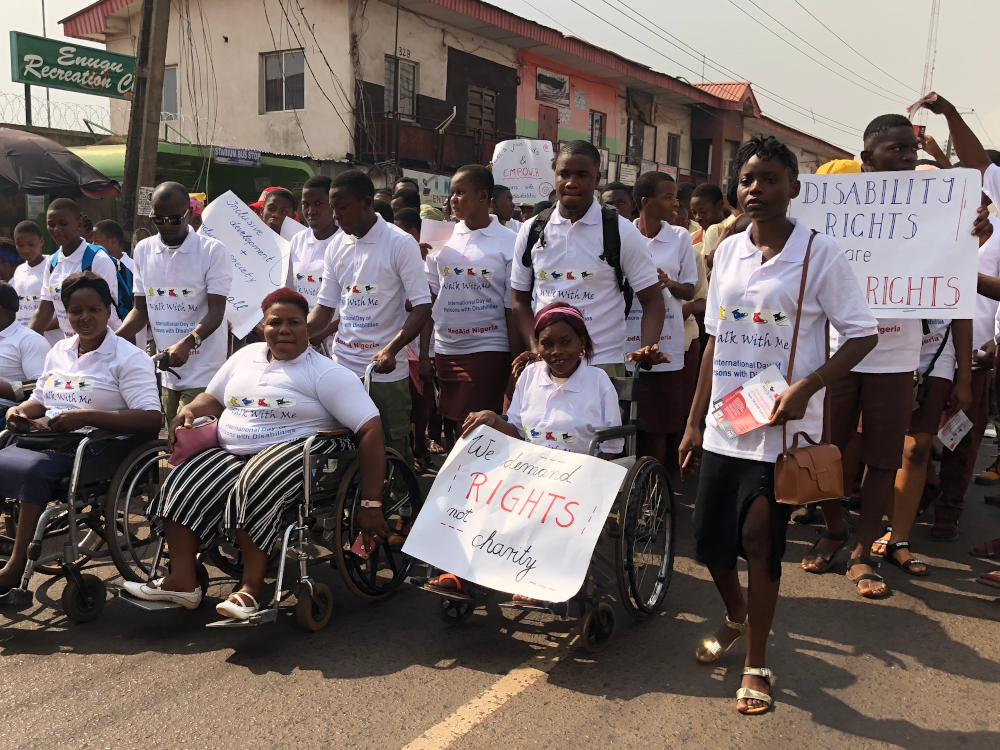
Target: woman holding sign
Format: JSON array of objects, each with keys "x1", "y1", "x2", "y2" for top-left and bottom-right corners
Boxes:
[{"x1": 679, "y1": 136, "x2": 878, "y2": 715}]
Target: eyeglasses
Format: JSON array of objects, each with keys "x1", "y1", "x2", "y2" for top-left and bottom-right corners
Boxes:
[{"x1": 150, "y1": 209, "x2": 190, "y2": 226}]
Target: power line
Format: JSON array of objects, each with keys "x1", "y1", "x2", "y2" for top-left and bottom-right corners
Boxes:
[
  {"x1": 791, "y1": 0, "x2": 921, "y2": 95},
  {"x1": 974, "y1": 110, "x2": 997, "y2": 150}
]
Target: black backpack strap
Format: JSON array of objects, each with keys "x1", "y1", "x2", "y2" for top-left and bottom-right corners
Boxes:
[
  {"x1": 923, "y1": 323, "x2": 951, "y2": 377},
  {"x1": 599, "y1": 205, "x2": 632, "y2": 317},
  {"x1": 522, "y1": 207, "x2": 555, "y2": 296}
]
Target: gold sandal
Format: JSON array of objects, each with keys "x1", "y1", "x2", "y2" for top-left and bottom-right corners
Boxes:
[
  {"x1": 736, "y1": 667, "x2": 775, "y2": 715},
  {"x1": 695, "y1": 615, "x2": 747, "y2": 663}
]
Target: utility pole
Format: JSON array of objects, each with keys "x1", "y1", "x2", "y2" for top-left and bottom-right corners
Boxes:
[
  {"x1": 41, "y1": 0, "x2": 50, "y2": 128},
  {"x1": 121, "y1": 0, "x2": 170, "y2": 241}
]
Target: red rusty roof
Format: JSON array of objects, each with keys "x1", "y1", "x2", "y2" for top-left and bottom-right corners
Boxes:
[{"x1": 59, "y1": 0, "x2": 132, "y2": 40}]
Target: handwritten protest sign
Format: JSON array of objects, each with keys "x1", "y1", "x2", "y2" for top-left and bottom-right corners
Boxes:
[
  {"x1": 403, "y1": 426, "x2": 627, "y2": 601},
  {"x1": 279, "y1": 215, "x2": 307, "y2": 242},
  {"x1": 419, "y1": 219, "x2": 455, "y2": 254},
  {"x1": 790, "y1": 168, "x2": 982, "y2": 318},
  {"x1": 200, "y1": 191, "x2": 291, "y2": 338},
  {"x1": 491, "y1": 139, "x2": 556, "y2": 204}
]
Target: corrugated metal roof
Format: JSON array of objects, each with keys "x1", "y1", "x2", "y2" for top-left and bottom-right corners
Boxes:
[
  {"x1": 59, "y1": 0, "x2": 132, "y2": 39},
  {"x1": 694, "y1": 82, "x2": 753, "y2": 102}
]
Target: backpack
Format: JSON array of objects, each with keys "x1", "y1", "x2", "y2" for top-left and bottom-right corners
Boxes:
[
  {"x1": 522, "y1": 204, "x2": 634, "y2": 316},
  {"x1": 50, "y1": 243, "x2": 134, "y2": 321}
]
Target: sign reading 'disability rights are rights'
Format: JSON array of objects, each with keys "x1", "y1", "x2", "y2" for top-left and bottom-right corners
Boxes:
[
  {"x1": 790, "y1": 168, "x2": 982, "y2": 318},
  {"x1": 9, "y1": 31, "x2": 135, "y2": 99}
]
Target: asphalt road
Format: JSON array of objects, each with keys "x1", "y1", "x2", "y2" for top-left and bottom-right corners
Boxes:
[{"x1": 2, "y1": 447, "x2": 1000, "y2": 750}]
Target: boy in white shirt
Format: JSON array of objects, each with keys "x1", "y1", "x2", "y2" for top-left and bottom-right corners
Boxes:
[
  {"x1": 309, "y1": 170, "x2": 433, "y2": 465},
  {"x1": 0, "y1": 283, "x2": 49, "y2": 409},
  {"x1": 510, "y1": 140, "x2": 668, "y2": 378},
  {"x1": 117, "y1": 182, "x2": 232, "y2": 424},
  {"x1": 12, "y1": 222, "x2": 61, "y2": 347},
  {"x1": 490, "y1": 184, "x2": 521, "y2": 234},
  {"x1": 288, "y1": 176, "x2": 340, "y2": 347},
  {"x1": 629, "y1": 170, "x2": 698, "y2": 469}
]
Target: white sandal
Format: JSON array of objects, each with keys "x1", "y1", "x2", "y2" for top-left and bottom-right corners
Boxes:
[
  {"x1": 736, "y1": 667, "x2": 775, "y2": 715},
  {"x1": 215, "y1": 592, "x2": 260, "y2": 620},
  {"x1": 695, "y1": 615, "x2": 747, "y2": 663}
]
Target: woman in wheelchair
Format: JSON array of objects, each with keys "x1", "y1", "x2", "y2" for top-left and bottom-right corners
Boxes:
[
  {"x1": 423, "y1": 301, "x2": 625, "y2": 603},
  {"x1": 1, "y1": 272, "x2": 162, "y2": 594},
  {"x1": 124, "y1": 288, "x2": 391, "y2": 619}
]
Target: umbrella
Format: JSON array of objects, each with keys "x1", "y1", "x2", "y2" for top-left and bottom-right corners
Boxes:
[{"x1": 0, "y1": 127, "x2": 120, "y2": 199}]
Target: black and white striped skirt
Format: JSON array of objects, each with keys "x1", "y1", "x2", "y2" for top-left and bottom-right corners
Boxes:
[{"x1": 148, "y1": 438, "x2": 339, "y2": 553}]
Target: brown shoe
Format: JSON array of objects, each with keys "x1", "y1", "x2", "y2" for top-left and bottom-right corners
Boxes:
[{"x1": 975, "y1": 457, "x2": 1000, "y2": 485}]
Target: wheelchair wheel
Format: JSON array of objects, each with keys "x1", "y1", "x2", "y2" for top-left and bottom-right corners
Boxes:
[
  {"x1": 295, "y1": 582, "x2": 334, "y2": 631},
  {"x1": 33, "y1": 509, "x2": 105, "y2": 577},
  {"x1": 578, "y1": 602, "x2": 616, "y2": 653},
  {"x1": 437, "y1": 597, "x2": 476, "y2": 625},
  {"x1": 103, "y1": 440, "x2": 169, "y2": 582},
  {"x1": 61, "y1": 573, "x2": 107, "y2": 623},
  {"x1": 333, "y1": 449, "x2": 423, "y2": 601},
  {"x1": 615, "y1": 457, "x2": 675, "y2": 621}
]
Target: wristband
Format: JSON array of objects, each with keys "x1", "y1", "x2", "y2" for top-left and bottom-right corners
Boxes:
[{"x1": 360, "y1": 500, "x2": 382, "y2": 508}]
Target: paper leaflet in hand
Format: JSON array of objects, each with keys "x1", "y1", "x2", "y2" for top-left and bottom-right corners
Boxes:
[
  {"x1": 938, "y1": 410, "x2": 973, "y2": 451},
  {"x1": 420, "y1": 220, "x2": 455, "y2": 255},
  {"x1": 711, "y1": 365, "x2": 788, "y2": 440}
]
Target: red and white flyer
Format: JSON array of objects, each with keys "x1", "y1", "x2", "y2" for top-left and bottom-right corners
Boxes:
[
  {"x1": 938, "y1": 409, "x2": 973, "y2": 451},
  {"x1": 711, "y1": 365, "x2": 789, "y2": 440}
]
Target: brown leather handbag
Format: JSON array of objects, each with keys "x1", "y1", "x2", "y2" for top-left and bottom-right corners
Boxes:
[{"x1": 774, "y1": 232, "x2": 844, "y2": 505}]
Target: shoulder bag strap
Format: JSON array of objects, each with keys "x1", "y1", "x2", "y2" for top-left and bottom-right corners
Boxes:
[{"x1": 782, "y1": 230, "x2": 817, "y2": 455}]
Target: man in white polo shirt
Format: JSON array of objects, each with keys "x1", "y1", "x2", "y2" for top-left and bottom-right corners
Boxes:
[
  {"x1": 511, "y1": 140, "x2": 667, "y2": 377},
  {"x1": 30, "y1": 198, "x2": 121, "y2": 339},
  {"x1": 288, "y1": 175, "x2": 340, "y2": 350},
  {"x1": 0, "y1": 282, "x2": 49, "y2": 409},
  {"x1": 117, "y1": 182, "x2": 232, "y2": 424},
  {"x1": 309, "y1": 169, "x2": 432, "y2": 465}
]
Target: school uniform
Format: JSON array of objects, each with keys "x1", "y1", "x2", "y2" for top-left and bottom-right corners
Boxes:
[
  {"x1": 935, "y1": 228, "x2": 1000, "y2": 526},
  {"x1": 0, "y1": 329, "x2": 160, "y2": 508},
  {"x1": 506, "y1": 360, "x2": 625, "y2": 456},
  {"x1": 682, "y1": 250, "x2": 709, "y2": 416},
  {"x1": 908, "y1": 320, "x2": 957, "y2": 435},
  {"x1": 426, "y1": 216, "x2": 514, "y2": 422},
  {"x1": 40, "y1": 239, "x2": 121, "y2": 337},
  {"x1": 288, "y1": 228, "x2": 341, "y2": 310},
  {"x1": 316, "y1": 215, "x2": 432, "y2": 462},
  {"x1": 132, "y1": 228, "x2": 233, "y2": 423},
  {"x1": 12, "y1": 260, "x2": 63, "y2": 347},
  {"x1": 501, "y1": 218, "x2": 522, "y2": 234},
  {"x1": 0, "y1": 321, "x2": 50, "y2": 409},
  {"x1": 697, "y1": 219, "x2": 878, "y2": 580},
  {"x1": 511, "y1": 200, "x2": 659, "y2": 374},
  {"x1": 626, "y1": 220, "x2": 698, "y2": 433},
  {"x1": 147, "y1": 343, "x2": 380, "y2": 553}
]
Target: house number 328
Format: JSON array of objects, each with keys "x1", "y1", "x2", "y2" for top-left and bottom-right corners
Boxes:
[{"x1": 397, "y1": 47, "x2": 411, "y2": 58}]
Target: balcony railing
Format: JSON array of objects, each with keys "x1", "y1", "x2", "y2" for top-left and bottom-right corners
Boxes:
[{"x1": 357, "y1": 112, "x2": 513, "y2": 171}]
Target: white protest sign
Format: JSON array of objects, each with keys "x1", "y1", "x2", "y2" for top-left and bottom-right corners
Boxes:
[
  {"x1": 790, "y1": 169, "x2": 982, "y2": 318},
  {"x1": 402, "y1": 425, "x2": 627, "y2": 601},
  {"x1": 403, "y1": 169, "x2": 452, "y2": 208},
  {"x1": 199, "y1": 191, "x2": 291, "y2": 338},
  {"x1": 279, "y1": 215, "x2": 307, "y2": 242},
  {"x1": 491, "y1": 139, "x2": 556, "y2": 204},
  {"x1": 419, "y1": 219, "x2": 455, "y2": 255}
]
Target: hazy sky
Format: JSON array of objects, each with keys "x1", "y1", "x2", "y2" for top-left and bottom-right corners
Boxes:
[{"x1": 3, "y1": 0, "x2": 997, "y2": 158}]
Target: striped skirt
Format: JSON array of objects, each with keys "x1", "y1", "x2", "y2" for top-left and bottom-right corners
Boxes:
[{"x1": 148, "y1": 438, "x2": 339, "y2": 554}]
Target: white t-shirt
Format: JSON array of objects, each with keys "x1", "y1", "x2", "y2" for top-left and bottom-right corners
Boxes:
[
  {"x1": 289, "y1": 228, "x2": 341, "y2": 309},
  {"x1": 12, "y1": 260, "x2": 63, "y2": 347},
  {"x1": 316, "y1": 215, "x2": 432, "y2": 382},
  {"x1": 40, "y1": 240, "x2": 121, "y2": 337},
  {"x1": 426, "y1": 216, "x2": 514, "y2": 355},
  {"x1": 844, "y1": 318, "x2": 922, "y2": 374},
  {"x1": 705, "y1": 219, "x2": 879, "y2": 463},
  {"x1": 501, "y1": 218, "x2": 522, "y2": 234},
  {"x1": 984, "y1": 163, "x2": 999, "y2": 206},
  {"x1": 132, "y1": 229, "x2": 233, "y2": 391},
  {"x1": 974, "y1": 232, "x2": 1000, "y2": 350},
  {"x1": 206, "y1": 343, "x2": 381, "y2": 455},
  {"x1": 918, "y1": 319, "x2": 956, "y2": 380},
  {"x1": 625, "y1": 221, "x2": 698, "y2": 372},
  {"x1": 511, "y1": 200, "x2": 659, "y2": 365},
  {"x1": 0, "y1": 322, "x2": 50, "y2": 409},
  {"x1": 29, "y1": 328, "x2": 160, "y2": 420},
  {"x1": 506, "y1": 359, "x2": 624, "y2": 455}
]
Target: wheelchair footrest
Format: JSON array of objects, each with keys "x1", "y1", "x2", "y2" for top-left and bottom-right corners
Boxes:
[
  {"x1": 112, "y1": 587, "x2": 184, "y2": 611},
  {"x1": 205, "y1": 608, "x2": 277, "y2": 627},
  {"x1": 0, "y1": 587, "x2": 33, "y2": 609}
]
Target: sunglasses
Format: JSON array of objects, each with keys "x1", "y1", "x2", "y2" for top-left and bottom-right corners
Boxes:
[{"x1": 150, "y1": 208, "x2": 191, "y2": 226}]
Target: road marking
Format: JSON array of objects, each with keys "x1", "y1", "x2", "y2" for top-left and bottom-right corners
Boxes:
[{"x1": 401, "y1": 646, "x2": 565, "y2": 750}]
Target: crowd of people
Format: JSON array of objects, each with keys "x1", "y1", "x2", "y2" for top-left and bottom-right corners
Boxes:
[{"x1": 1, "y1": 92, "x2": 1000, "y2": 715}]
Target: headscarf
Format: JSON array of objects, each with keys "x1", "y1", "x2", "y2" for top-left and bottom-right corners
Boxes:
[
  {"x1": 189, "y1": 193, "x2": 206, "y2": 216},
  {"x1": 816, "y1": 159, "x2": 862, "y2": 175},
  {"x1": 533, "y1": 301, "x2": 594, "y2": 362}
]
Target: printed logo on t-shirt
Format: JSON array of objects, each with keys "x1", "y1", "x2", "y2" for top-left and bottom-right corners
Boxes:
[
  {"x1": 725, "y1": 307, "x2": 790, "y2": 326},
  {"x1": 536, "y1": 270, "x2": 597, "y2": 282},
  {"x1": 442, "y1": 266, "x2": 494, "y2": 279},
  {"x1": 295, "y1": 272, "x2": 323, "y2": 284},
  {"x1": 45, "y1": 374, "x2": 94, "y2": 391},
  {"x1": 525, "y1": 426, "x2": 577, "y2": 443},
  {"x1": 227, "y1": 395, "x2": 297, "y2": 409},
  {"x1": 18, "y1": 294, "x2": 41, "y2": 302},
  {"x1": 147, "y1": 287, "x2": 196, "y2": 298},
  {"x1": 342, "y1": 282, "x2": 379, "y2": 296}
]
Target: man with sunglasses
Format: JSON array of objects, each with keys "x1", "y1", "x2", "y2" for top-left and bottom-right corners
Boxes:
[{"x1": 118, "y1": 182, "x2": 232, "y2": 423}]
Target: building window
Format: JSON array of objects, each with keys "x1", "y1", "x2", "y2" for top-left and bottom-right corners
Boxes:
[
  {"x1": 385, "y1": 57, "x2": 418, "y2": 120},
  {"x1": 467, "y1": 85, "x2": 497, "y2": 133},
  {"x1": 263, "y1": 50, "x2": 305, "y2": 112},
  {"x1": 162, "y1": 66, "x2": 178, "y2": 121},
  {"x1": 626, "y1": 118, "x2": 644, "y2": 162},
  {"x1": 722, "y1": 139, "x2": 740, "y2": 191},
  {"x1": 589, "y1": 111, "x2": 605, "y2": 148},
  {"x1": 666, "y1": 133, "x2": 680, "y2": 167}
]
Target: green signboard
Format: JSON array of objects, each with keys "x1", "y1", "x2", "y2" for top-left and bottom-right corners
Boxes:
[{"x1": 9, "y1": 31, "x2": 135, "y2": 100}]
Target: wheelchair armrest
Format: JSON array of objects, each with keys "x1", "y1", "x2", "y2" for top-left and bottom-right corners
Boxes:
[
  {"x1": 588, "y1": 425, "x2": 637, "y2": 457},
  {"x1": 315, "y1": 428, "x2": 355, "y2": 438},
  {"x1": 83, "y1": 429, "x2": 159, "y2": 444}
]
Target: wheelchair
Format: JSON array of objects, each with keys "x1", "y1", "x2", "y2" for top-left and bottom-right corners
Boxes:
[
  {"x1": 112, "y1": 362, "x2": 425, "y2": 631},
  {"x1": 417, "y1": 365, "x2": 676, "y2": 653},
  {"x1": 0, "y1": 428, "x2": 166, "y2": 622}
]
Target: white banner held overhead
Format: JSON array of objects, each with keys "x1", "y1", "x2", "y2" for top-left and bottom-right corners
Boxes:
[
  {"x1": 790, "y1": 169, "x2": 982, "y2": 318},
  {"x1": 200, "y1": 191, "x2": 292, "y2": 338},
  {"x1": 491, "y1": 139, "x2": 556, "y2": 205},
  {"x1": 402, "y1": 425, "x2": 627, "y2": 601}
]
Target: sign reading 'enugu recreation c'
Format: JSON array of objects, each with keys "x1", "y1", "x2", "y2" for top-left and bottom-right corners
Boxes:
[{"x1": 9, "y1": 31, "x2": 135, "y2": 100}]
